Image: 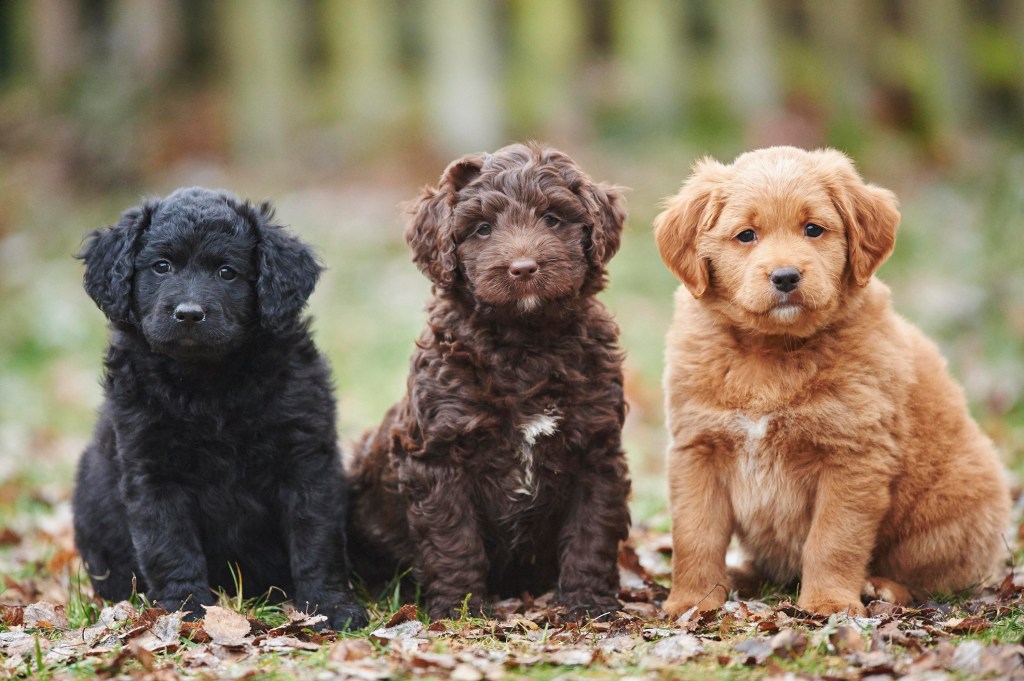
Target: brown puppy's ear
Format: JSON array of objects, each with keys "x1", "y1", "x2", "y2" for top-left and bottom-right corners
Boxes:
[
  {"x1": 405, "y1": 154, "x2": 486, "y2": 288},
  {"x1": 653, "y1": 157, "x2": 729, "y2": 297},
  {"x1": 822, "y1": 152, "x2": 900, "y2": 287},
  {"x1": 579, "y1": 182, "x2": 627, "y2": 266}
]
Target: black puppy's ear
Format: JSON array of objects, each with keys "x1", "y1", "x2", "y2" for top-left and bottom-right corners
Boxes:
[
  {"x1": 78, "y1": 201, "x2": 157, "y2": 323},
  {"x1": 246, "y1": 200, "x2": 323, "y2": 332},
  {"x1": 404, "y1": 153, "x2": 486, "y2": 289}
]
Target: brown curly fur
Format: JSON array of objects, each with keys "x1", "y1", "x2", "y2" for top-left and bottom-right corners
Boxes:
[
  {"x1": 655, "y1": 146, "x2": 1010, "y2": 617},
  {"x1": 346, "y1": 143, "x2": 632, "y2": 620}
]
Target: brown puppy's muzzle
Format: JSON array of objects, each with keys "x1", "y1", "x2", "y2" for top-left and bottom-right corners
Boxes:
[{"x1": 509, "y1": 258, "x2": 539, "y2": 281}]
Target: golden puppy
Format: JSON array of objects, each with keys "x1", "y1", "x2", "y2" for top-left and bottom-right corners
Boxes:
[{"x1": 655, "y1": 146, "x2": 1010, "y2": 617}]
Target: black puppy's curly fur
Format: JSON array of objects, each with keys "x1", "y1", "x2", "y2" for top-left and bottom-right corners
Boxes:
[{"x1": 73, "y1": 187, "x2": 366, "y2": 630}]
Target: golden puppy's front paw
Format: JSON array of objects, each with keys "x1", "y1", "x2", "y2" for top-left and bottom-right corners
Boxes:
[
  {"x1": 663, "y1": 585, "x2": 727, "y2": 618},
  {"x1": 797, "y1": 592, "x2": 867, "y2": 617}
]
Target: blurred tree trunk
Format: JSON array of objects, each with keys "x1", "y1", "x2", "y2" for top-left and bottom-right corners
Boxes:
[
  {"x1": 421, "y1": 0, "x2": 503, "y2": 156},
  {"x1": 111, "y1": 0, "x2": 181, "y2": 87},
  {"x1": 220, "y1": 0, "x2": 302, "y2": 163},
  {"x1": 806, "y1": 0, "x2": 870, "y2": 146},
  {"x1": 28, "y1": 0, "x2": 81, "y2": 96},
  {"x1": 1006, "y1": 0, "x2": 1024, "y2": 115},
  {"x1": 609, "y1": 0, "x2": 686, "y2": 134},
  {"x1": 322, "y1": 0, "x2": 405, "y2": 146},
  {"x1": 908, "y1": 0, "x2": 975, "y2": 142},
  {"x1": 708, "y1": 0, "x2": 781, "y2": 123},
  {"x1": 507, "y1": 0, "x2": 586, "y2": 139}
]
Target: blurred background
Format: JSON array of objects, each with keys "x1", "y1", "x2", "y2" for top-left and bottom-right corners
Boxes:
[{"x1": 1, "y1": 0, "x2": 1023, "y2": 525}]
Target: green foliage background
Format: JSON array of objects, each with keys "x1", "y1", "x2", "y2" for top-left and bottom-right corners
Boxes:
[{"x1": 0, "y1": 0, "x2": 1022, "y2": 517}]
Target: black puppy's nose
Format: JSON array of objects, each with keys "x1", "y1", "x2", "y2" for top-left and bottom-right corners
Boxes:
[
  {"x1": 770, "y1": 267, "x2": 801, "y2": 293},
  {"x1": 174, "y1": 302, "x2": 206, "y2": 324},
  {"x1": 509, "y1": 258, "x2": 539, "y2": 280}
]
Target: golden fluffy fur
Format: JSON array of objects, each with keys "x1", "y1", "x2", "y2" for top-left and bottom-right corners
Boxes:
[{"x1": 654, "y1": 146, "x2": 1010, "y2": 617}]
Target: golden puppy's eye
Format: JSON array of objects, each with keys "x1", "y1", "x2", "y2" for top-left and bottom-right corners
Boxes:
[
  {"x1": 735, "y1": 229, "x2": 757, "y2": 244},
  {"x1": 805, "y1": 224, "x2": 825, "y2": 238}
]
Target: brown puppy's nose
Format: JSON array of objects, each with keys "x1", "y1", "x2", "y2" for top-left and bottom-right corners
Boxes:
[
  {"x1": 509, "y1": 258, "x2": 539, "y2": 280},
  {"x1": 174, "y1": 302, "x2": 206, "y2": 324},
  {"x1": 770, "y1": 268, "x2": 801, "y2": 293}
]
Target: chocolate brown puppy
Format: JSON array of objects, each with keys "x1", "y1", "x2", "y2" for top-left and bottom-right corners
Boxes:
[{"x1": 347, "y1": 143, "x2": 631, "y2": 620}]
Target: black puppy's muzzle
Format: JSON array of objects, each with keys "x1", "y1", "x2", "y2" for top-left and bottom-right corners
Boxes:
[{"x1": 173, "y1": 302, "x2": 206, "y2": 326}]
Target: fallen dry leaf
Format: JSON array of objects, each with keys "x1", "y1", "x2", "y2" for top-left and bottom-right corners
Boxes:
[
  {"x1": 202, "y1": 605, "x2": 251, "y2": 644},
  {"x1": 23, "y1": 601, "x2": 68, "y2": 629}
]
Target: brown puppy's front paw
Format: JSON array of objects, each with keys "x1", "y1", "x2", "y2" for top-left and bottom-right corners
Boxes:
[
  {"x1": 727, "y1": 564, "x2": 768, "y2": 600},
  {"x1": 797, "y1": 592, "x2": 867, "y2": 617},
  {"x1": 663, "y1": 584, "x2": 727, "y2": 618},
  {"x1": 862, "y1": 576, "x2": 912, "y2": 605},
  {"x1": 556, "y1": 592, "x2": 621, "y2": 621},
  {"x1": 426, "y1": 594, "x2": 487, "y2": 621}
]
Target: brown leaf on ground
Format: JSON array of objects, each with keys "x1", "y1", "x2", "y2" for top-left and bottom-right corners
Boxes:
[
  {"x1": 329, "y1": 637, "x2": 376, "y2": 662},
  {"x1": 647, "y1": 633, "x2": 704, "y2": 665},
  {"x1": 943, "y1": 615, "x2": 992, "y2": 635},
  {"x1": 734, "y1": 637, "x2": 774, "y2": 665},
  {"x1": 202, "y1": 605, "x2": 251, "y2": 643},
  {"x1": 769, "y1": 628, "x2": 808, "y2": 659},
  {"x1": 23, "y1": 601, "x2": 68, "y2": 629},
  {"x1": 385, "y1": 603, "x2": 419, "y2": 627},
  {"x1": 1, "y1": 604, "x2": 23, "y2": 626},
  {"x1": 371, "y1": 618, "x2": 425, "y2": 642},
  {"x1": 828, "y1": 624, "x2": 866, "y2": 654}
]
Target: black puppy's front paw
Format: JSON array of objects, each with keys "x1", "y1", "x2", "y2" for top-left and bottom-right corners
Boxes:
[
  {"x1": 295, "y1": 593, "x2": 368, "y2": 631},
  {"x1": 153, "y1": 586, "x2": 217, "y2": 621}
]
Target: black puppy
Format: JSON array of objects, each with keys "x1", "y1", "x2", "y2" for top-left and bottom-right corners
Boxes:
[{"x1": 73, "y1": 187, "x2": 366, "y2": 629}]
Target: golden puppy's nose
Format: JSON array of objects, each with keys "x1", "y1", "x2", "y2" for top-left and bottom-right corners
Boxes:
[{"x1": 770, "y1": 268, "x2": 801, "y2": 293}]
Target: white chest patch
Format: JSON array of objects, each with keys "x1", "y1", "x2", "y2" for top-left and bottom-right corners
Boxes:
[
  {"x1": 728, "y1": 411, "x2": 809, "y2": 581},
  {"x1": 512, "y1": 410, "x2": 560, "y2": 497}
]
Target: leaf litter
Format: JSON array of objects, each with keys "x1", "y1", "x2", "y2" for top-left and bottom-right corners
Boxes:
[{"x1": 4, "y1": 502, "x2": 1024, "y2": 677}]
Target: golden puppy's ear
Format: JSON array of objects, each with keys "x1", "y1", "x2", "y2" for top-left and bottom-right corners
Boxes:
[
  {"x1": 824, "y1": 153, "x2": 900, "y2": 287},
  {"x1": 653, "y1": 158, "x2": 729, "y2": 297}
]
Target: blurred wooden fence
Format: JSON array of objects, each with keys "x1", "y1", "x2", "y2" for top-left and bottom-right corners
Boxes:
[{"x1": 0, "y1": 0, "x2": 1021, "y2": 167}]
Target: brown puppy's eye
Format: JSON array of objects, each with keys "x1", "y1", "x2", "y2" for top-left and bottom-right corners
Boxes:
[
  {"x1": 542, "y1": 213, "x2": 562, "y2": 228},
  {"x1": 218, "y1": 266, "x2": 237, "y2": 281},
  {"x1": 476, "y1": 223, "x2": 492, "y2": 238},
  {"x1": 735, "y1": 229, "x2": 757, "y2": 244},
  {"x1": 805, "y1": 224, "x2": 825, "y2": 238},
  {"x1": 152, "y1": 260, "x2": 172, "y2": 274}
]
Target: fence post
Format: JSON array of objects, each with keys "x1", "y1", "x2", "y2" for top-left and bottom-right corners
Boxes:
[
  {"x1": 609, "y1": 0, "x2": 686, "y2": 134},
  {"x1": 420, "y1": 0, "x2": 503, "y2": 156},
  {"x1": 507, "y1": 0, "x2": 586, "y2": 139},
  {"x1": 220, "y1": 0, "x2": 302, "y2": 163},
  {"x1": 322, "y1": 0, "x2": 406, "y2": 147}
]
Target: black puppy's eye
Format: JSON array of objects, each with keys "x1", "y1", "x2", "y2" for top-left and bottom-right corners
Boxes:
[
  {"x1": 805, "y1": 223, "x2": 825, "y2": 238},
  {"x1": 152, "y1": 260, "x2": 171, "y2": 274},
  {"x1": 543, "y1": 212, "x2": 562, "y2": 228},
  {"x1": 735, "y1": 229, "x2": 757, "y2": 244},
  {"x1": 476, "y1": 223, "x2": 492, "y2": 238},
  {"x1": 218, "y1": 266, "x2": 237, "y2": 281}
]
